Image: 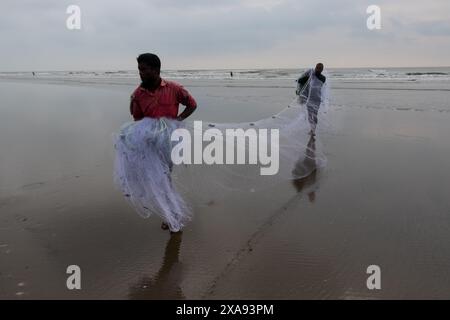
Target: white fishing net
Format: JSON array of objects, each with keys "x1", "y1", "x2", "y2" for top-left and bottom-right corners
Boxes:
[
  {"x1": 296, "y1": 67, "x2": 330, "y2": 129},
  {"x1": 114, "y1": 118, "x2": 191, "y2": 232},
  {"x1": 114, "y1": 73, "x2": 330, "y2": 232}
]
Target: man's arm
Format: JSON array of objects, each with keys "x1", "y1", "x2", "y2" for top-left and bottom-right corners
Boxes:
[
  {"x1": 297, "y1": 70, "x2": 310, "y2": 86},
  {"x1": 177, "y1": 106, "x2": 196, "y2": 121},
  {"x1": 176, "y1": 85, "x2": 197, "y2": 121},
  {"x1": 130, "y1": 93, "x2": 144, "y2": 121}
]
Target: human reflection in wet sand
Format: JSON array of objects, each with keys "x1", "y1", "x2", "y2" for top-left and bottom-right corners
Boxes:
[
  {"x1": 129, "y1": 233, "x2": 185, "y2": 299},
  {"x1": 292, "y1": 135, "x2": 319, "y2": 202}
]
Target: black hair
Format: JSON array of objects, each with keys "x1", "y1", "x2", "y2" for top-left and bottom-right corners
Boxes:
[{"x1": 137, "y1": 53, "x2": 161, "y2": 70}]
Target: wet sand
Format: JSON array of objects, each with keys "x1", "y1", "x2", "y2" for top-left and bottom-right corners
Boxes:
[{"x1": 1, "y1": 76, "x2": 450, "y2": 299}]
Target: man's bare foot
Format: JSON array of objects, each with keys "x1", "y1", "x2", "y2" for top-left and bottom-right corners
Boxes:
[{"x1": 161, "y1": 222, "x2": 169, "y2": 230}]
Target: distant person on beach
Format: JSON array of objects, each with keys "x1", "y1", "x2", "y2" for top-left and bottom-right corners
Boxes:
[
  {"x1": 32, "y1": 72, "x2": 35, "y2": 76},
  {"x1": 230, "y1": 71, "x2": 233, "y2": 78},
  {"x1": 127, "y1": 53, "x2": 197, "y2": 232},
  {"x1": 296, "y1": 63, "x2": 326, "y2": 136}
]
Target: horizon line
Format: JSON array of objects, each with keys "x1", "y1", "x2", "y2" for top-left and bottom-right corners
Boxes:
[{"x1": 1, "y1": 65, "x2": 450, "y2": 73}]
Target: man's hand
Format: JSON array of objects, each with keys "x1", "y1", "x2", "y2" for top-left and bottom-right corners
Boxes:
[{"x1": 177, "y1": 106, "x2": 196, "y2": 121}]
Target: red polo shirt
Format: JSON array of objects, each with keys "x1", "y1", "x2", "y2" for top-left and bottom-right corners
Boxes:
[{"x1": 130, "y1": 79, "x2": 197, "y2": 120}]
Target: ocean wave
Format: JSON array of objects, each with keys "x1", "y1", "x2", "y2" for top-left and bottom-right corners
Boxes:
[
  {"x1": 2, "y1": 68, "x2": 450, "y2": 82},
  {"x1": 406, "y1": 72, "x2": 448, "y2": 76}
]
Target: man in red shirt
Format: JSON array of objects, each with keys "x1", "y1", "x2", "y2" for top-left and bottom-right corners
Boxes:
[
  {"x1": 130, "y1": 53, "x2": 197, "y2": 121},
  {"x1": 129, "y1": 53, "x2": 197, "y2": 232}
]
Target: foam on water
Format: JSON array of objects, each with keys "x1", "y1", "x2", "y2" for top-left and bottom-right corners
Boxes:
[{"x1": 2, "y1": 67, "x2": 450, "y2": 81}]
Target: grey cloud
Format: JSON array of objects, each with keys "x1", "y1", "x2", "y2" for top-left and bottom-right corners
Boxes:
[{"x1": 0, "y1": 0, "x2": 449, "y2": 70}]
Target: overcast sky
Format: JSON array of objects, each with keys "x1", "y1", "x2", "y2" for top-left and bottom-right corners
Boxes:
[{"x1": 1, "y1": 0, "x2": 449, "y2": 71}]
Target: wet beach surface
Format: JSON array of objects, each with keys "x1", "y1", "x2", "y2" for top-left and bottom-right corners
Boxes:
[{"x1": 1, "y1": 76, "x2": 450, "y2": 299}]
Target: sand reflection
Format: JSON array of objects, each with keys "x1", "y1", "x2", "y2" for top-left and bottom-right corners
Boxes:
[
  {"x1": 129, "y1": 233, "x2": 184, "y2": 299},
  {"x1": 292, "y1": 135, "x2": 319, "y2": 202}
]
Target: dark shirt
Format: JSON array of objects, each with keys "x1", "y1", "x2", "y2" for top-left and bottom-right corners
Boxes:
[{"x1": 297, "y1": 70, "x2": 326, "y2": 86}]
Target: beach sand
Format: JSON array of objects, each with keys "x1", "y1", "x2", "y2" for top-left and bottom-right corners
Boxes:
[{"x1": 1, "y1": 75, "x2": 450, "y2": 299}]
